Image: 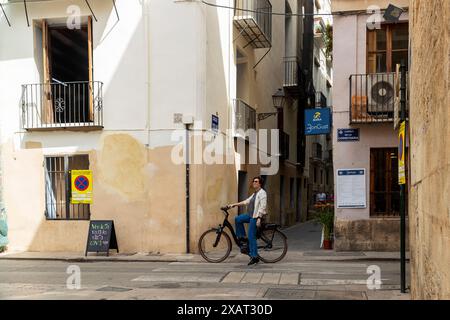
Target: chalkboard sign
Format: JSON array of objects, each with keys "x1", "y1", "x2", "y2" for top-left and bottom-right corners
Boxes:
[{"x1": 85, "y1": 220, "x2": 119, "y2": 256}]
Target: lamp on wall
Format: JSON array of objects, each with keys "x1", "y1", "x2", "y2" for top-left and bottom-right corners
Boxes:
[
  {"x1": 258, "y1": 89, "x2": 286, "y2": 121},
  {"x1": 383, "y1": 4, "x2": 404, "y2": 22}
]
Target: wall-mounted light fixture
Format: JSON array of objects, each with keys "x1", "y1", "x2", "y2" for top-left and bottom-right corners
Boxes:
[
  {"x1": 383, "y1": 4, "x2": 404, "y2": 22},
  {"x1": 258, "y1": 89, "x2": 286, "y2": 121}
]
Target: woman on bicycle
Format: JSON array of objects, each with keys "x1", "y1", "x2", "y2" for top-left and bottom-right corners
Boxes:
[{"x1": 228, "y1": 176, "x2": 267, "y2": 265}]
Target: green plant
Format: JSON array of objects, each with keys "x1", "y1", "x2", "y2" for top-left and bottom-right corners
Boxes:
[
  {"x1": 314, "y1": 207, "x2": 334, "y2": 240},
  {"x1": 323, "y1": 24, "x2": 333, "y2": 60},
  {"x1": 0, "y1": 246, "x2": 6, "y2": 253}
]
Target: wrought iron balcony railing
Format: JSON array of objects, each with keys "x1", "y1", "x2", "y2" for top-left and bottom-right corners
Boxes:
[
  {"x1": 349, "y1": 73, "x2": 399, "y2": 124},
  {"x1": 283, "y1": 56, "x2": 299, "y2": 88},
  {"x1": 234, "y1": 0, "x2": 272, "y2": 48},
  {"x1": 233, "y1": 99, "x2": 256, "y2": 138},
  {"x1": 21, "y1": 81, "x2": 103, "y2": 130}
]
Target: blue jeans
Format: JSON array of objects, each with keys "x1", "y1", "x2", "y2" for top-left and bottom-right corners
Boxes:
[{"x1": 235, "y1": 213, "x2": 258, "y2": 258}]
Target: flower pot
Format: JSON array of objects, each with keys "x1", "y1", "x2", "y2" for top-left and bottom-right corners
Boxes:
[{"x1": 323, "y1": 239, "x2": 333, "y2": 250}]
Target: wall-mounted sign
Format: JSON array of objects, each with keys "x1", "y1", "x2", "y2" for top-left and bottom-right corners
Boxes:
[
  {"x1": 337, "y1": 169, "x2": 366, "y2": 208},
  {"x1": 305, "y1": 108, "x2": 331, "y2": 135},
  {"x1": 398, "y1": 121, "x2": 406, "y2": 185},
  {"x1": 212, "y1": 115, "x2": 219, "y2": 133},
  {"x1": 337, "y1": 128, "x2": 360, "y2": 142},
  {"x1": 71, "y1": 170, "x2": 93, "y2": 204}
]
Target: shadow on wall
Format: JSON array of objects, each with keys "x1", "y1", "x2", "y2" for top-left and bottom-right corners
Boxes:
[{"x1": 3, "y1": 1, "x2": 243, "y2": 254}]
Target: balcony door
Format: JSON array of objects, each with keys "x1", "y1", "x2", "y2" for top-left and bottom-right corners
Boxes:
[{"x1": 35, "y1": 17, "x2": 93, "y2": 124}]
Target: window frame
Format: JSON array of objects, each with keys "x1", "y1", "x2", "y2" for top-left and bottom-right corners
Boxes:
[
  {"x1": 369, "y1": 148, "x2": 408, "y2": 217},
  {"x1": 366, "y1": 22, "x2": 409, "y2": 73},
  {"x1": 44, "y1": 154, "x2": 91, "y2": 221}
]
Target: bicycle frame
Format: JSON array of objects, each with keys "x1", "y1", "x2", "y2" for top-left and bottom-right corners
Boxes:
[
  {"x1": 213, "y1": 209, "x2": 276, "y2": 249},
  {"x1": 213, "y1": 211, "x2": 240, "y2": 247}
]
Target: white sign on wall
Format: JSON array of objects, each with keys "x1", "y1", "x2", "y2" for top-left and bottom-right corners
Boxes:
[{"x1": 337, "y1": 169, "x2": 366, "y2": 208}]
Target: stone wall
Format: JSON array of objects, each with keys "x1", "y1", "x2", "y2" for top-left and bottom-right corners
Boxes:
[
  {"x1": 409, "y1": 0, "x2": 450, "y2": 300},
  {"x1": 334, "y1": 219, "x2": 409, "y2": 251}
]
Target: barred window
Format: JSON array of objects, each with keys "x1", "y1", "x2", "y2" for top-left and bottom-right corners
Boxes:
[{"x1": 45, "y1": 155, "x2": 90, "y2": 220}]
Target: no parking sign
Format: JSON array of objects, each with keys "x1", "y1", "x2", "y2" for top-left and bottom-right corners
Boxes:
[{"x1": 71, "y1": 170, "x2": 93, "y2": 204}]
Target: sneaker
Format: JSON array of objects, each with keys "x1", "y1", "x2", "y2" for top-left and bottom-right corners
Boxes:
[
  {"x1": 247, "y1": 257, "x2": 260, "y2": 266},
  {"x1": 240, "y1": 246, "x2": 249, "y2": 255}
]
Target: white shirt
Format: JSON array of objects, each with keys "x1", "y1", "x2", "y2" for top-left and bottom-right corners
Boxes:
[{"x1": 241, "y1": 188, "x2": 268, "y2": 219}]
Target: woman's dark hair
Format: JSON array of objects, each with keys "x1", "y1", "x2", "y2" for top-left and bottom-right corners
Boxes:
[{"x1": 253, "y1": 176, "x2": 264, "y2": 186}]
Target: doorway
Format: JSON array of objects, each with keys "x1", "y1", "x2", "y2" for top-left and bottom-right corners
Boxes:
[{"x1": 34, "y1": 17, "x2": 93, "y2": 124}]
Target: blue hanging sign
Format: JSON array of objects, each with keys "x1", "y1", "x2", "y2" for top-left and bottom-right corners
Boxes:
[{"x1": 305, "y1": 108, "x2": 331, "y2": 135}]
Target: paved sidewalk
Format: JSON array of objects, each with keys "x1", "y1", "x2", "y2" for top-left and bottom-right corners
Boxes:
[{"x1": 0, "y1": 221, "x2": 410, "y2": 263}]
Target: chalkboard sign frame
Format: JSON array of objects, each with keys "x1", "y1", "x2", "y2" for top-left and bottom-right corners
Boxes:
[{"x1": 85, "y1": 220, "x2": 119, "y2": 256}]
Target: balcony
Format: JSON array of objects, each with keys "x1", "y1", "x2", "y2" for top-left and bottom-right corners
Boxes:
[
  {"x1": 234, "y1": 0, "x2": 272, "y2": 49},
  {"x1": 310, "y1": 142, "x2": 323, "y2": 163},
  {"x1": 233, "y1": 99, "x2": 256, "y2": 138},
  {"x1": 349, "y1": 73, "x2": 401, "y2": 124},
  {"x1": 283, "y1": 57, "x2": 303, "y2": 95},
  {"x1": 21, "y1": 81, "x2": 103, "y2": 130}
]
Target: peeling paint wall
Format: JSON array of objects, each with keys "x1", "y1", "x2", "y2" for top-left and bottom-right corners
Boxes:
[{"x1": 409, "y1": 0, "x2": 450, "y2": 300}]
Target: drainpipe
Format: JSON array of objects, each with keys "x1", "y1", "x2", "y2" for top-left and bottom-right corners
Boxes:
[
  {"x1": 183, "y1": 116, "x2": 193, "y2": 254},
  {"x1": 185, "y1": 124, "x2": 190, "y2": 254}
]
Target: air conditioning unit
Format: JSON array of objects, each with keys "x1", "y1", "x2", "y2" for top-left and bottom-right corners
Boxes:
[{"x1": 367, "y1": 73, "x2": 395, "y2": 116}]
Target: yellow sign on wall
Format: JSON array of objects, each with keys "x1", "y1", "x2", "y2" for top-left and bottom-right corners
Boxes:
[
  {"x1": 71, "y1": 170, "x2": 93, "y2": 204},
  {"x1": 398, "y1": 121, "x2": 406, "y2": 185}
]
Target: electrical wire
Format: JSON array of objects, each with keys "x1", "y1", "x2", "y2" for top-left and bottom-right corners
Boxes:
[{"x1": 201, "y1": 0, "x2": 337, "y2": 17}]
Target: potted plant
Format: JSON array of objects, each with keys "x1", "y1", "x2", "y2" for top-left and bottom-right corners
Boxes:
[{"x1": 314, "y1": 207, "x2": 334, "y2": 249}]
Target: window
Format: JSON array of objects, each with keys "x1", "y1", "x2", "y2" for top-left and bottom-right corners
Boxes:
[
  {"x1": 370, "y1": 148, "x2": 408, "y2": 217},
  {"x1": 45, "y1": 155, "x2": 90, "y2": 220},
  {"x1": 367, "y1": 23, "x2": 408, "y2": 73}
]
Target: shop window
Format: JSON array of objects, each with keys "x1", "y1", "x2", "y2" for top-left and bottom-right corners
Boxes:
[{"x1": 45, "y1": 155, "x2": 90, "y2": 220}]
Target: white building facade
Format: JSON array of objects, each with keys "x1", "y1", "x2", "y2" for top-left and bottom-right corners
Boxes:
[{"x1": 0, "y1": 0, "x2": 308, "y2": 253}]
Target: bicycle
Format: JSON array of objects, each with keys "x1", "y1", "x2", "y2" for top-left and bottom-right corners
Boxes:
[{"x1": 198, "y1": 206, "x2": 288, "y2": 263}]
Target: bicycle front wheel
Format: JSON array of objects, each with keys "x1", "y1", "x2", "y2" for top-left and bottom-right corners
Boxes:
[
  {"x1": 257, "y1": 229, "x2": 288, "y2": 263},
  {"x1": 198, "y1": 229, "x2": 232, "y2": 263}
]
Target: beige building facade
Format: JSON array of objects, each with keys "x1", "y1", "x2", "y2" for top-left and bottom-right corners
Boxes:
[
  {"x1": 0, "y1": 0, "x2": 309, "y2": 254},
  {"x1": 408, "y1": 0, "x2": 450, "y2": 300},
  {"x1": 332, "y1": 0, "x2": 410, "y2": 250}
]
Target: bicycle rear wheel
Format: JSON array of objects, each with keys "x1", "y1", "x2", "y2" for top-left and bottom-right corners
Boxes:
[
  {"x1": 198, "y1": 229, "x2": 232, "y2": 263},
  {"x1": 257, "y1": 229, "x2": 288, "y2": 263}
]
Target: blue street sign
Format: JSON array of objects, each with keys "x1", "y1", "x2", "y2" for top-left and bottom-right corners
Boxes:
[
  {"x1": 304, "y1": 108, "x2": 331, "y2": 135},
  {"x1": 212, "y1": 115, "x2": 219, "y2": 133},
  {"x1": 337, "y1": 128, "x2": 360, "y2": 142}
]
